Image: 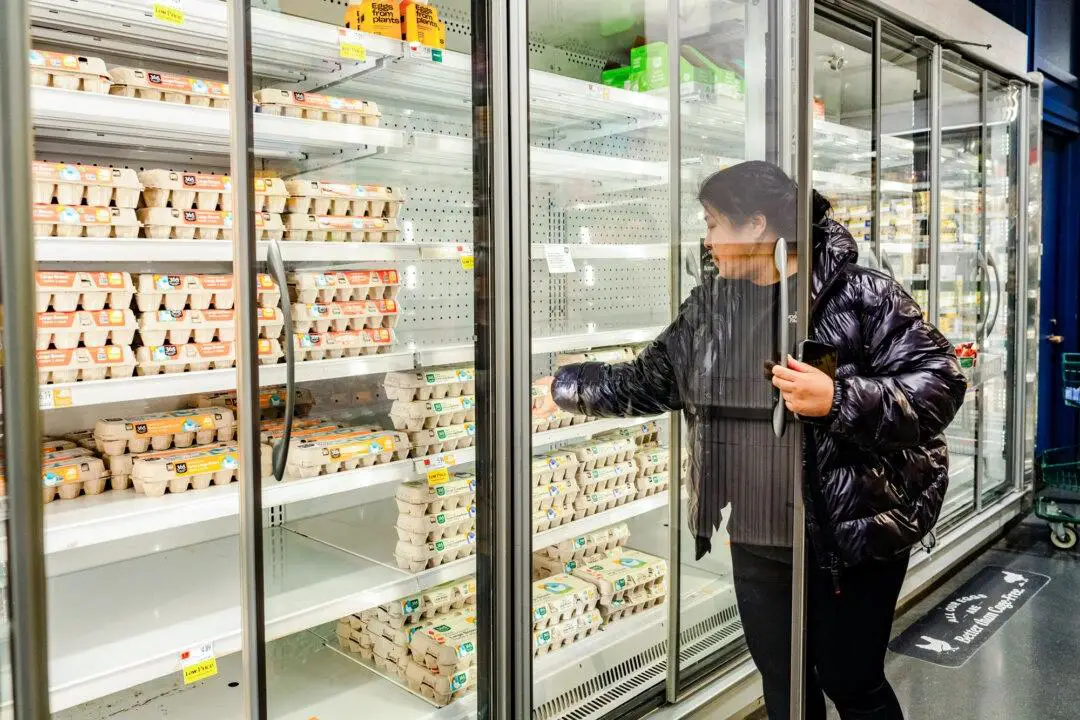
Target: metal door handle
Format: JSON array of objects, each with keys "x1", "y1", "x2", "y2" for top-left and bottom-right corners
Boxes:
[
  {"x1": 985, "y1": 252, "x2": 1001, "y2": 337},
  {"x1": 773, "y1": 237, "x2": 789, "y2": 438},
  {"x1": 266, "y1": 237, "x2": 295, "y2": 482}
]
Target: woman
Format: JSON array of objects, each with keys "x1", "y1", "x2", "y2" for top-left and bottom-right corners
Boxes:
[{"x1": 534, "y1": 161, "x2": 967, "y2": 720}]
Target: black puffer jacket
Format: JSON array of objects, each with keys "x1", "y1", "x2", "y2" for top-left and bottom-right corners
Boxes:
[{"x1": 553, "y1": 219, "x2": 968, "y2": 567}]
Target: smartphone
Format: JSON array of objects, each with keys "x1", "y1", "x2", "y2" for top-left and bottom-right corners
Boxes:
[{"x1": 798, "y1": 339, "x2": 838, "y2": 379}]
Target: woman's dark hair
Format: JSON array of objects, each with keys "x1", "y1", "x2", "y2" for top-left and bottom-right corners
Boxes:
[{"x1": 697, "y1": 160, "x2": 831, "y2": 239}]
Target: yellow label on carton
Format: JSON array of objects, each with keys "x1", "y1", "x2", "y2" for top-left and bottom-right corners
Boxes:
[{"x1": 345, "y1": 0, "x2": 400, "y2": 39}]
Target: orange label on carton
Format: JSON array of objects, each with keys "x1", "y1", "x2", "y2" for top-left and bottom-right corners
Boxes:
[
  {"x1": 342, "y1": 269, "x2": 399, "y2": 286},
  {"x1": 168, "y1": 449, "x2": 238, "y2": 477},
  {"x1": 42, "y1": 463, "x2": 82, "y2": 486},
  {"x1": 38, "y1": 271, "x2": 126, "y2": 290},
  {"x1": 29, "y1": 51, "x2": 93, "y2": 74},
  {"x1": 38, "y1": 313, "x2": 78, "y2": 330},
  {"x1": 364, "y1": 328, "x2": 393, "y2": 344},
  {"x1": 34, "y1": 205, "x2": 116, "y2": 225},
  {"x1": 34, "y1": 162, "x2": 117, "y2": 185},
  {"x1": 143, "y1": 71, "x2": 229, "y2": 98},
  {"x1": 257, "y1": 339, "x2": 276, "y2": 356},
  {"x1": 288, "y1": 91, "x2": 367, "y2": 113},
  {"x1": 130, "y1": 412, "x2": 219, "y2": 436},
  {"x1": 179, "y1": 173, "x2": 232, "y2": 191}
]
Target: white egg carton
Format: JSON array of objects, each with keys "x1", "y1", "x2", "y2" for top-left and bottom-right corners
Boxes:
[
  {"x1": 378, "y1": 578, "x2": 476, "y2": 629},
  {"x1": 634, "y1": 447, "x2": 670, "y2": 476},
  {"x1": 36, "y1": 271, "x2": 133, "y2": 313},
  {"x1": 533, "y1": 608, "x2": 604, "y2": 656},
  {"x1": 396, "y1": 472, "x2": 476, "y2": 517},
  {"x1": 110, "y1": 68, "x2": 229, "y2": 107},
  {"x1": 594, "y1": 420, "x2": 662, "y2": 446},
  {"x1": 396, "y1": 502, "x2": 476, "y2": 545},
  {"x1": 531, "y1": 451, "x2": 579, "y2": 485},
  {"x1": 29, "y1": 50, "x2": 110, "y2": 93},
  {"x1": 33, "y1": 162, "x2": 141, "y2": 208},
  {"x1": 577, "y1": 460, "x2": 638, "y2": 494},
  {"x1": 565, "y1": 437, "x2": 638, "y2": 471},
  {"x1": 281, "y1": 214, "x2": 400, "y2": 243},
  {"x1": 602, "y1": 583, "x2": 666, "y2": 623},
  {"x1": 384, "y1": 366, "x2": 475, "y2": 402},
  {"x1": 131, "y1": 443, "x2": 273, "y2": 498},
  {"x1": 36, "y1": 309, "x2": 137, "y2": 350},
  {"x1": 193, "y1": 386, "x2": 315, "y2": 418},
  {"x1": 407, "y1": 422, "x2": 476, "y2": 457},
  {"x1": 532, "y1": 478, "x2": 580, "y2": 513},
  {"x1": 293, "y1": 327, "x2": 396, "y2": 360},
  {"x1": 137, "y1": 307, "x2": 284, "y2": 346},
  {"x1": 390, "y1": 395, "x2": 475, "y2": 432},
  {"x1": 532, "y1": 573, "x2": 601, "y2": 630},
  {"x1": 33, "y1": 204, "x2": 140, "y2": 238},
  {"x1": 290, "y1": 299, "x2": 400, "y2": 333},
  {"x1": 572, "y1": 549, "x2": 668, "y2": 606},
  {"x1": 284, "y1": 428, "x2": 409, "y2": 478},
  {"x1": 289, "y1": 269, "x2": 400, "y2": 303},
  {"x1": 138, "y1": 170, "x2": 287, "y2": 213},
  {"x1": 635, "y1": 471, "x2": 669, "y2": 497},
  {"x1": 408, "y1": 609, "x2": 477, "y2": 675},
  {"x1": 94, "y1": 406, "x2": 236, "y2": 456},
  {"x1": 404, "y1": 662, "x2": 474, "y2": 708},
  {"x1": 37, "y1": 345, "x2": 136, "y2": 384},
  {"x1": 254, "y1": 89, "x2": 380, "y2": 125},
  {"x1": 541, "y1": 523, "x2": 631, "y2": 564},
  {"x1": 532, "y1": 505, "x2": 573, "y2": 533},
  {"x1": 556, "y1": 345, "x2": 639, "y2": 367},
  {"x1": 41, "y1": 452, "x2": 108, "y2": 503},
  {"x1": 138, "y1": 208, "x2": 284, "y2": 241},
  {"x1": 573, "y1": 484, "x2": 638, "y2": 517},
  {"x1": 284, "y1": 181, "x2": 404, "y2": 218},
  {"x1": 134, "y1": 272, "x2": 280, "y2": 312},
  {"x1": 104, "y1": 440, "x2": 226, "y2": 492},
  {"x1": 395, "y1": 529, "x2": 476, "y2": 572}
]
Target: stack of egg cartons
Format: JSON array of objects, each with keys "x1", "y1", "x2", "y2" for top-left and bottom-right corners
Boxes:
[
  {"x1": 384, "y1": 366, "x2": 476, "y2": 458},
  {"x1": 532, "y1": 573, "x2": 603, "y2": 656},
  {"x1": 192, "y1": 386, "x2": 316, "y2": 420},
  {"x1": 406, "y1": 606, "x2": 478, "y2": 706},
  {"x1": 255, "y1": 90, "x2": 382, "y2": 127},
  {"x1": 109, "y1": 67, "x2": 229, "y2": 108},
  {"x1": 394, "y1": 471, "x2": 477, "y2": 572},
  {"x1": 35, "y1": 270, "x2": 137, "y2": 383},
  {"x1": 282, "y1": 179, "x2": 403, "y2": 245},
  {"x1": 572, "y1": 549, "x2": 668, "y2": 625},
  {"x1": 29, "y1": 49, "x2": 111, "y2": 93},
  {"x1": 38, "y1": 437, "x2": 107, "y2": 503},
  {"x1": 593, "y1": 419, "x2": 663, "y2": 447},
  {"x1": 32, "y1": 161, "x2": 142, "y2": 240},
  {"x1": 531, "y1": 449, "x2": 580, "y2": 532},
  {"x1": 565, "y1": 435, "x2": 639, "y2": 519},
  {"x1": 633, "y1": 445, "x2": 671, "y2": 497},
  {"x1": 531, "y1": 379, "x2": 590, "y2": 432},
  {"x1": 133, "y1": 272, "x2": 283, "y2": 374},
  {"x1": 137, "y1": 169, "x2": 287, "y2": 242},
  {"x1": 533, "y1": 523, "x2": 631, "y2": 579},
  {"x1": 289, "y1": 270, "x2": 401, "y2": 360},
  {"x1": 284, "y1": 423, "x2": 409, "y2": 479}
]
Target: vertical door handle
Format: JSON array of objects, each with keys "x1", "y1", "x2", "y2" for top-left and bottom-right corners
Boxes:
[
  {"x1": 266, "y1": 237, "x2": 295, "y2": 482},
  {"x1": 773, "y1": 236, "x2": 789, "y2": 438},
  {"x1": 976, "y1": 250, "x2": 990, "y2": 340},
  {"x1": 985, "y1": 251, "x2": 1001, "y2": 337}
]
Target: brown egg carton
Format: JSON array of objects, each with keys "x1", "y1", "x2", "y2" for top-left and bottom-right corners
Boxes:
[
  {"x1": 377, "y1": 578, "x2": 476, "y2": 629},
  {"x1": 293, "y1": 328, "x2": 396, "y2": 360},
  {"x1": 131, "y1": 443, "x2": 273, "y2": 498},
  {"x1": 134, "y1": 272, "x2": 280, "y2": 312},
  {"x1": 531, "y1": 451, "x2": 579, "y2": 485},
  {"x1": 407, "y1": 422, "x2": 476, "y2": 457},
  {"x1": 192, "y1": 386, "x2": 315, "y2": 419},
  {"x1": 370, "y1": 636, "x2": 409, "y2": 680},
  {"x1": 532, "y1": 478, "x2": 580, "y2": 513},
  {"x1": 284, "y1": 181, "x2": 404, "y2": 218},
  {"x1": 572, "y1": 484, "x2": 638, "y2": 517},
  {"x1": 36, "y1": 309, "x2": 137, "y2": 350},
  {"x1": 394, "y1": 530, "x2": 476, "y2": 572},
  {"x1": 540, "y1": 523, "x2": 631, "y2": 564},
  {"x1": 408, "y1": 609, "x2": 477, "y2": 674},
  {"x1": 94, "y1": 406, "x2": 235, "y2": 456},
  {"x1": 41, "y1": 452, "x2": 108, "y2": 503},
  {"x1": 105, "y1": 441, "x2": 228, "y2": 491},
  {"x1": 389, "y1": 394, "x2": 476, "y2": 432},
  {"x1": 571, "y1": 549, "x2": 668, "y2": 606},
  {"x1": 281, "y1": 214, "x2": 399, "y2": 243},
  {"x1": 532, "y1": 505, "x2": 573, "y2": 533},
  {"x1": 36, "y1": 271, "x2": 134, "y2": 313},
  {"x1": 533, "y1": 609, "x2": 604, "y2": 656},
  {"x1": 110, "y1": 68, "x2": 229, "y2": 107},
  {"x1": 284, "y1": 428, "x2": 409, "y2": 479},
  {"x1": 532, "y1": 574, "x2": 600, "y2": 630},
  {"x1": 395, "y1": 472, "x2": 476, "y2": 517},
  {"x1": 138, "y1": 208, "x2": 284, "y2": 241},
  {"x1": 384, "y1": 366, "x2": 475, "y2": 402},
  {"x1": 395, "y1": 502, "x2": 475, "y2": 545},
  {"x1": 137, "y1": 307, "x2": 284, "y2": 346},
  {"x1": 634, "y1": 447, "x2": 669, "y2": 476},
  {"x1": 635, "y1": 471, "x2": 669, "y2": 497},
  {"x1": 254, "y1": 89, "x2": 380, "y2": 126},
  {"x1": 335, "y1": 623, "x2": 374, "y2": 661},
  {"x1": 565, "y1": 436, "x2": 638, "y2": 471},
  {"x1": 289, "y1": 269, "x2": 400, "y2": 303},
  {"x1": 601, "y1": 584, "x2": 666, "y2": 623},
  {"x1": 290, "y1": 299, "x2": 399, "y2": 333},
  {"x1": 404, "y1": 662, "x2": 474, "y2": 708},
  {"x1": 29, "y1": 50, "x2": 111, "y2": 93},
  {"x1": 33, "y1": 162, "x2": 141, "y2": 208},
  {"x1": 576, "y1": 460, "x2": 638, "y2": 494},
  {"x1": 593, "y1": 420, "x2": 662, "y2": 446},
  {"x1": 37, "y1": 345, "x2": 136, "y2": 384},
  {"x1": 138, "y1": 170, "x2": 287, "y2": 213},
  {"x1": 33, "y1": 204, "x2": 140, "y2": 238}
]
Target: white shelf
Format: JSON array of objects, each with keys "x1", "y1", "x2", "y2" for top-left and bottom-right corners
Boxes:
[
  {"x1": 531, "y1": 492, "x2": 669, "y2": 549},
  {"x1": 534, "y1": 415, "x2": 666, "y2": 446}
]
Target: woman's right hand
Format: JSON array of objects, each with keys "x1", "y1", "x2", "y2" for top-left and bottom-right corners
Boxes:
[{"x1": 532, "y1": 376, "x2": 558, "y2": 417}]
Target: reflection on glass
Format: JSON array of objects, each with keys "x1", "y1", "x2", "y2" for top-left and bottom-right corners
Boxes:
[{"x1": 1024, "y1": 83, "x2": 1043, "y2": 479}]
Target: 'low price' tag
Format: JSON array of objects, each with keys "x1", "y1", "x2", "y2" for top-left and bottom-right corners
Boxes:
[
  {"x1": 427, "y1": 468, "x2": 450, "y2": 485},
  {"x1": 337, "y1": 28, "x2": 367, "y2": 62},
  {"x1": 180, "y1": 643, "x2": 218, "y2": 685},
  {"x1": 152, "y1": 0, "x2": 185, "y2": 26}
]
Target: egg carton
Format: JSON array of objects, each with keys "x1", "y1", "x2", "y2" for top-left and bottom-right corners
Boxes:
[
  {"x1": 602, "y1": 584, "x2": 667, "y2": 623},
  {"x1": 33, "y1": 204, "x2": 140, "y2": 238},
  {"x1": 281, "y1": 214, "x2": 400, "y2": 243},
  {"x1": 541, "y1": 523, "x2": 631, "y2": 564},
  {"x1": 37, "y1": 271, "x2": 133, "y2": 313},
  {"x1": 407, "y1": 422, "x2": 476, "y2": 457},
  {"x1": 532, "y1": 505, "x2": 574, "y2": 533},
  {"x1": 395, "y1": 530, "x2": 476, "y2": 572},
  {"x1": 593, "y1": 420, "x2": 662, "y2": 446},
  {"x1": 41, "y1": 453, "x2": 108, "y2": 503},
  {"x1": 259, "y1": 418, "x2": 344, "y2": 445},
  {"x1": 556, "y1": 345, "x2": 639, "y2": 367},
  {"x1": 138, "y1": 208, "x2": 284, "y2": 241},
  {"x1": 379, "y1": 578, "x2": 477, "y2": 629},
  {"x1": 110, "y1": 68, "x2": 229, "y2": 107},
  {"x1": 531, "y1": 451, "x2": 579, "y2": 485},
  {"x1": 284, "y1": 181, "x2": 404, "y2": 218},
  {"x1": 572, "y1": 549, "x2": 668, "y2": 606},
  {"x1": 532, "y1": 478, "x2": 580, "y2": 513},
  {"x1": 42, "y1": 438, "x2": 79, "y2": 454},
  {"x1": 293, "y1": 328, "x2": 396, "y2": 360},
  {"x1": 289, "y1": 269, "x2": 400, "y2": 303},
  {"x1": 577, "y1": 460, "x2": 638, "y2": 494},
  {"x1": 63, "y1": 429, "x2": 97, "y2": 450},
  {"x1": 254, "y1": 89, "x2": 380, "y2": 126},
  {"x1": 29, "y1": 50, "x2": 110, "y2": 93},
  {"x1": 131, "y1": 443, "x2": 273, "y2": 498},
  {"x1": 135, "y1": 340, "x2": 282, "y2": 375},
  {"x1": 37, "y1": 345, "x2": 136, "y2": 384},
  {"x1": 360, "y1": 615, "x2": 420, "y2": 651},
  {"x1": 384, "y1": 366, "x2": 475, "y2": 402},
  {"x1": 532, "y1": 574, "x2": 600, "y2": 630},
  {"x1": 404, "y1": 662, "x2": 474, "y2": 708},
  {"x1": 573, "y1": 484, "x2": 638, "y2": 517},
  {"x1": 370, "y1": 636, "x2": 409, "y2": 679},
  {"x1": 193, "y1": 386, "x2": 315, "y2": 418},
  {"x1": 390, "y1": 395, "x2": 475, "y2": 432},
  {"x1": 290, "y1": 299, "x2": 399, "y2": 333},
  {"x1": 395, "y1": 472, "x2": 476, "y2": 517},
  {"x1": 335, "y1": 623, "x2": 374, "y2": 661},
  {"x1": 565, "y1": 437, "x2": 638, "y2": 471},
  {"x1": 395, "y1": 502, "x2": 476, "y2": 545},
  {"x1": 138, "y1": 170, "x2": 288, "y2": 213},
  {"x1": 532, "y1": 553, "x2": 589, "y2": 581},
  {"x1": 532, "y1": 409, "x2": 590, "y2": 433},
  {"x1": 284, "y1": 428, "x2": 409, "y2": 478},
  {"x1": 137, "y1": 307, "x2": 284, "y2": 346},
  {"x1": 94, "y1": 406, "x2": 236, "y2": 456},
  {"x1": 36, "y1": 309, "x2": 137, "y2": 350},
  {"x1": 33, "y1": 162, "x2": 141, "y2": 208},
  {"x1": 408, "y1": 609, "x2": 477, "y2": 675},
  {"x1": 635, "y1": 471, "x2": 669, "y2": 497},
  {"x1": 134, "y1": 272, "x2": 280, "y2": 313},
  {"x1": 533, "y1": 609, "x2": 604, "y2": 656},
  {"x1": 634, "y1": 447, "x2": 670, "y2": 476},
  {"x1": 104, "y1": 441, "x2": 227, "y2": 491}
]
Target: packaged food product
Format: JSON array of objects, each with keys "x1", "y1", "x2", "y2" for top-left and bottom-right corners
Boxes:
[
  {"x1": 602, "y1": 582, "x2": 666, "y2": 622},
  {"x1": 573, "y1": 484, "x2": 638, "y2": 517},
  {"x1": 284, "y1": 427, "x2": 409, "y2": 478},
  {"x1": 533, "y1": 608, "x2": 603, "y2": 656},
  {"x1": 531, "y1": 451, "x2": 579, "y2": 485},
  {"x1": 36, "y1": 309, "x2": 137, "y2": 350},
  {"x1": 42, "y1": 438, "x2": 79, "y2": 454},
  {"x1": 532, "y1": 505, "x2": 572, "y2": 533},
  {"x1": 281, "y1": 214, "x2": 399, "y2": 243},
  {"x1": 135, "y1": 338, "x2": 282, "y2": 375},
  {"x1": 577, "y1": 460, "x2": 638, "y2": 494},
  {"x1": 408, "y1": 609, "x2": 477, "y2": 675},
  {"x1": 593, "y1": 420, "x2": 662, "y2": 446},
  {"x1": 344, "y1": 0, "x2": 401, "y2": 39},
  {"x1": 254, "y1": 89, "x2": 381, "y2": 126},
  {"x1": 634, "y1": 446, "x2": 669, "y2": 476},
  {"x1": 532, "y1": 573, "x2": 600, "y2": 629},
  {"x1": 259, "y1": 418, "x2": 342, "y2": 445},
  {"x1": 29, "y1": 50, "x2": 111, "y2": 93},
  {"x1": 571, "y1": 549, "x2": 668, "y2": 606},
  {"x1": 104, "y1": 441, "x2": 224, "y2": 492},
  {"x1": 541, "y1": 523, "x2": 631, "y2": 564},
  {"x1": 37, "y1": 271, "x2": 133, "y2": 313},
  {"x1": 293, "y1": 328, "x2": 396, "y2": 360},
  {"x1": 134, "y1": 273, "x2": 280, "y2": 312},
  {"x1": 284, "y1": 181, "x2": 404, "y2": 218},
  {"x1": 565, "y1": 437, "x2": 638, "y2": 471},
  {"x1": 42, "y1": 452, "x2": 108, "y2": 503},
  {"x1": 404, "y1": 662, "x2": 474, "y2": 707},
  {"x1": 137, "y1": 307, "x2": 283, "y2": 345},
  {"x1": 384, "y1": 366, "x2": 474, "y2": 402},
  {"x1": 395, "y1": 471, "x2": 476, "y2": 517},
  {"x1": 634, "y1": 471, "x2": 669, "y2": 497},
  {"x1": 192, "y1": 386, "x2": 315, "y2": 418},
  {"x1": 63, "y1": 429, "x2": 97, "y2": 450},
  {"x1": 401, "y1": 0, "x2": 444, "y2": 49},
  {"x1": 378, "y1": 577, "x2": 476, "y2": 628},
  {"x1": 390, "y1": 394, "x2": 475, "y2": 432},
  {"x1": 37, "y1": 345, "x2": 136, "y2": 384},
  {"x1": 556, "y1": 345, "x2": 638, "y2": 367},
  {"x1": 33, "y1": 162, "x2": 141, "y2": 208},
  {"x1": 531, "y1": 478, "x2": 579, "y2": 513},
  {"x1": 289, "y1": 269, "x2": 400, "y2": 303},
  {"x1": 138, "y1": 208, "x2": 284, "y2": 241},
  {"x1": 407, "y1": 422, "x2": 475, "y2": 457},
  {"x1": 336, "y1": 621, "x2": 374, "y2": 660},
  {"x1": 94, "y1": 406, "x2": 236, "y2": 456},
  {"x1": 395, "y1": 501, "x2": 476, "y2": 545},
  {"x1": 131, "y1": 443, "x2": 273, "y2": 497},
  {"x1": 33, "y1": 204, "x2": 140, "y2": 239},
  {"x1": 395, "y1": 529, "x2": 476, "y2": 572},
  {"x1": 138, "y1": 170, "x2": 287, "y2": 213},
  {"x1": 109, "y1": 68, "x2": 229, "y2": 108},
  {"x1": 290, "y1": 299, "x2": 399, "y2": 333}
]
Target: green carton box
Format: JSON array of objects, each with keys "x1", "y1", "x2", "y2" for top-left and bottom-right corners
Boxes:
[
  {"x1": 600, "y1": 66, "x2": 635, "y2": 90},
  {"x1": 629, "y1": 42, "x2": 711, "y2": 91}
]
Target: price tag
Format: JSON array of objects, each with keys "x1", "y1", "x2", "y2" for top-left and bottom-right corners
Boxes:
[
  {"x1": 427, "y1": 468, "x2": 450, "y2": 485},
  {"x1": 180, "y1": 643, "x2": 218, "y2": 685},
  {"x1": 431, "y1": 49, "x2": 444, "y2": 63},
  {"x1": 407, "y1": 43, "x2": 432, "y2": 61},
  {"x1": 337, "y1": 28, "x2": 367, "y2": 62},
  {"x1": 543, "y1": 245, "x2": 576, "y2": 274},
  {"x1": 152, "y1": 0, "x2": 185, "y2": 26},
  {"x1": 38, "y1": 387, "x2": 72, "y2": 410},
  {"x1": 459, "y1": 255, "x2": 475, "y2": 270}
]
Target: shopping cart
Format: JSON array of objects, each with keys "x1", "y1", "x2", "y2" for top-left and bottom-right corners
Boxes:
[
  {"x1": 1063, "y1": 353, "x2": 1080, "y2": 408},
  {"x1": 1035, "y1": 353, "x2": 1080, "y2": 549}
]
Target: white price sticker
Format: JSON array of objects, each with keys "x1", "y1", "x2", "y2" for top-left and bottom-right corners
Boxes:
[
  {"x1": 407, "y1": 43, "x2": 432, "y2": 61},
  {"x1": 584, "y1": 83, "x2": 611, "y2": 101},
  {"x1": 39, "y1": 387, "x2": 72, "y2": 410},
  {"x1": 543, "y1": 245, "x2": 577, "y2": 274}
]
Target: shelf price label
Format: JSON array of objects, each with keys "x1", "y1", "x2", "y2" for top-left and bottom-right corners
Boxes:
[
  {"x1": 337, "y1": 28, "x2": 367, "y2": 62},
  {"x1": 407, "y1": 43, "x2": 443, "y2": 63},
  {"x1": 418, "y1": 452, "x2": 457, "y2": 474},
  {"x1": 38, "y1": 387, "x2": 72, "y2": 410},
  {"x1": 427, "y1": 468, "x2": 450, "y2": 486},
  {"x1": 180, "y1": 643, "x2": 218, "y2": 685},
  {"x1": 152, "y1": 0, "x2": 185, "y2": 26},
  {"x1": 454, "y1": 244, "x2": 474, "y2": 270},
  {"x1": 543, "y1": 245, "x2": 577, "y2": 274}
]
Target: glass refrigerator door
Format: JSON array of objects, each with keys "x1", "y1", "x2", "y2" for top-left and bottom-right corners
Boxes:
[
  {"x1": 1024, "y1": 80, "x2": 1044, "y2": 481},
  {"x1": 936, "y1": 60, "x2": 983, "y2": 527}
]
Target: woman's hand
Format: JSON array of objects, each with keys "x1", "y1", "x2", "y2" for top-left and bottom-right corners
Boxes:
[
  {"x1": 771, "y1": 356, "x2": 834, "y2": 418},
  {"x1": 532, "y1": 376, "x2": 558, "y2": 418}
]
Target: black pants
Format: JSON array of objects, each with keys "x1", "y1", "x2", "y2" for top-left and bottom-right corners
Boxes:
[{"x1": 731, "y1": 544, "x2": 908, "y2": 720}]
